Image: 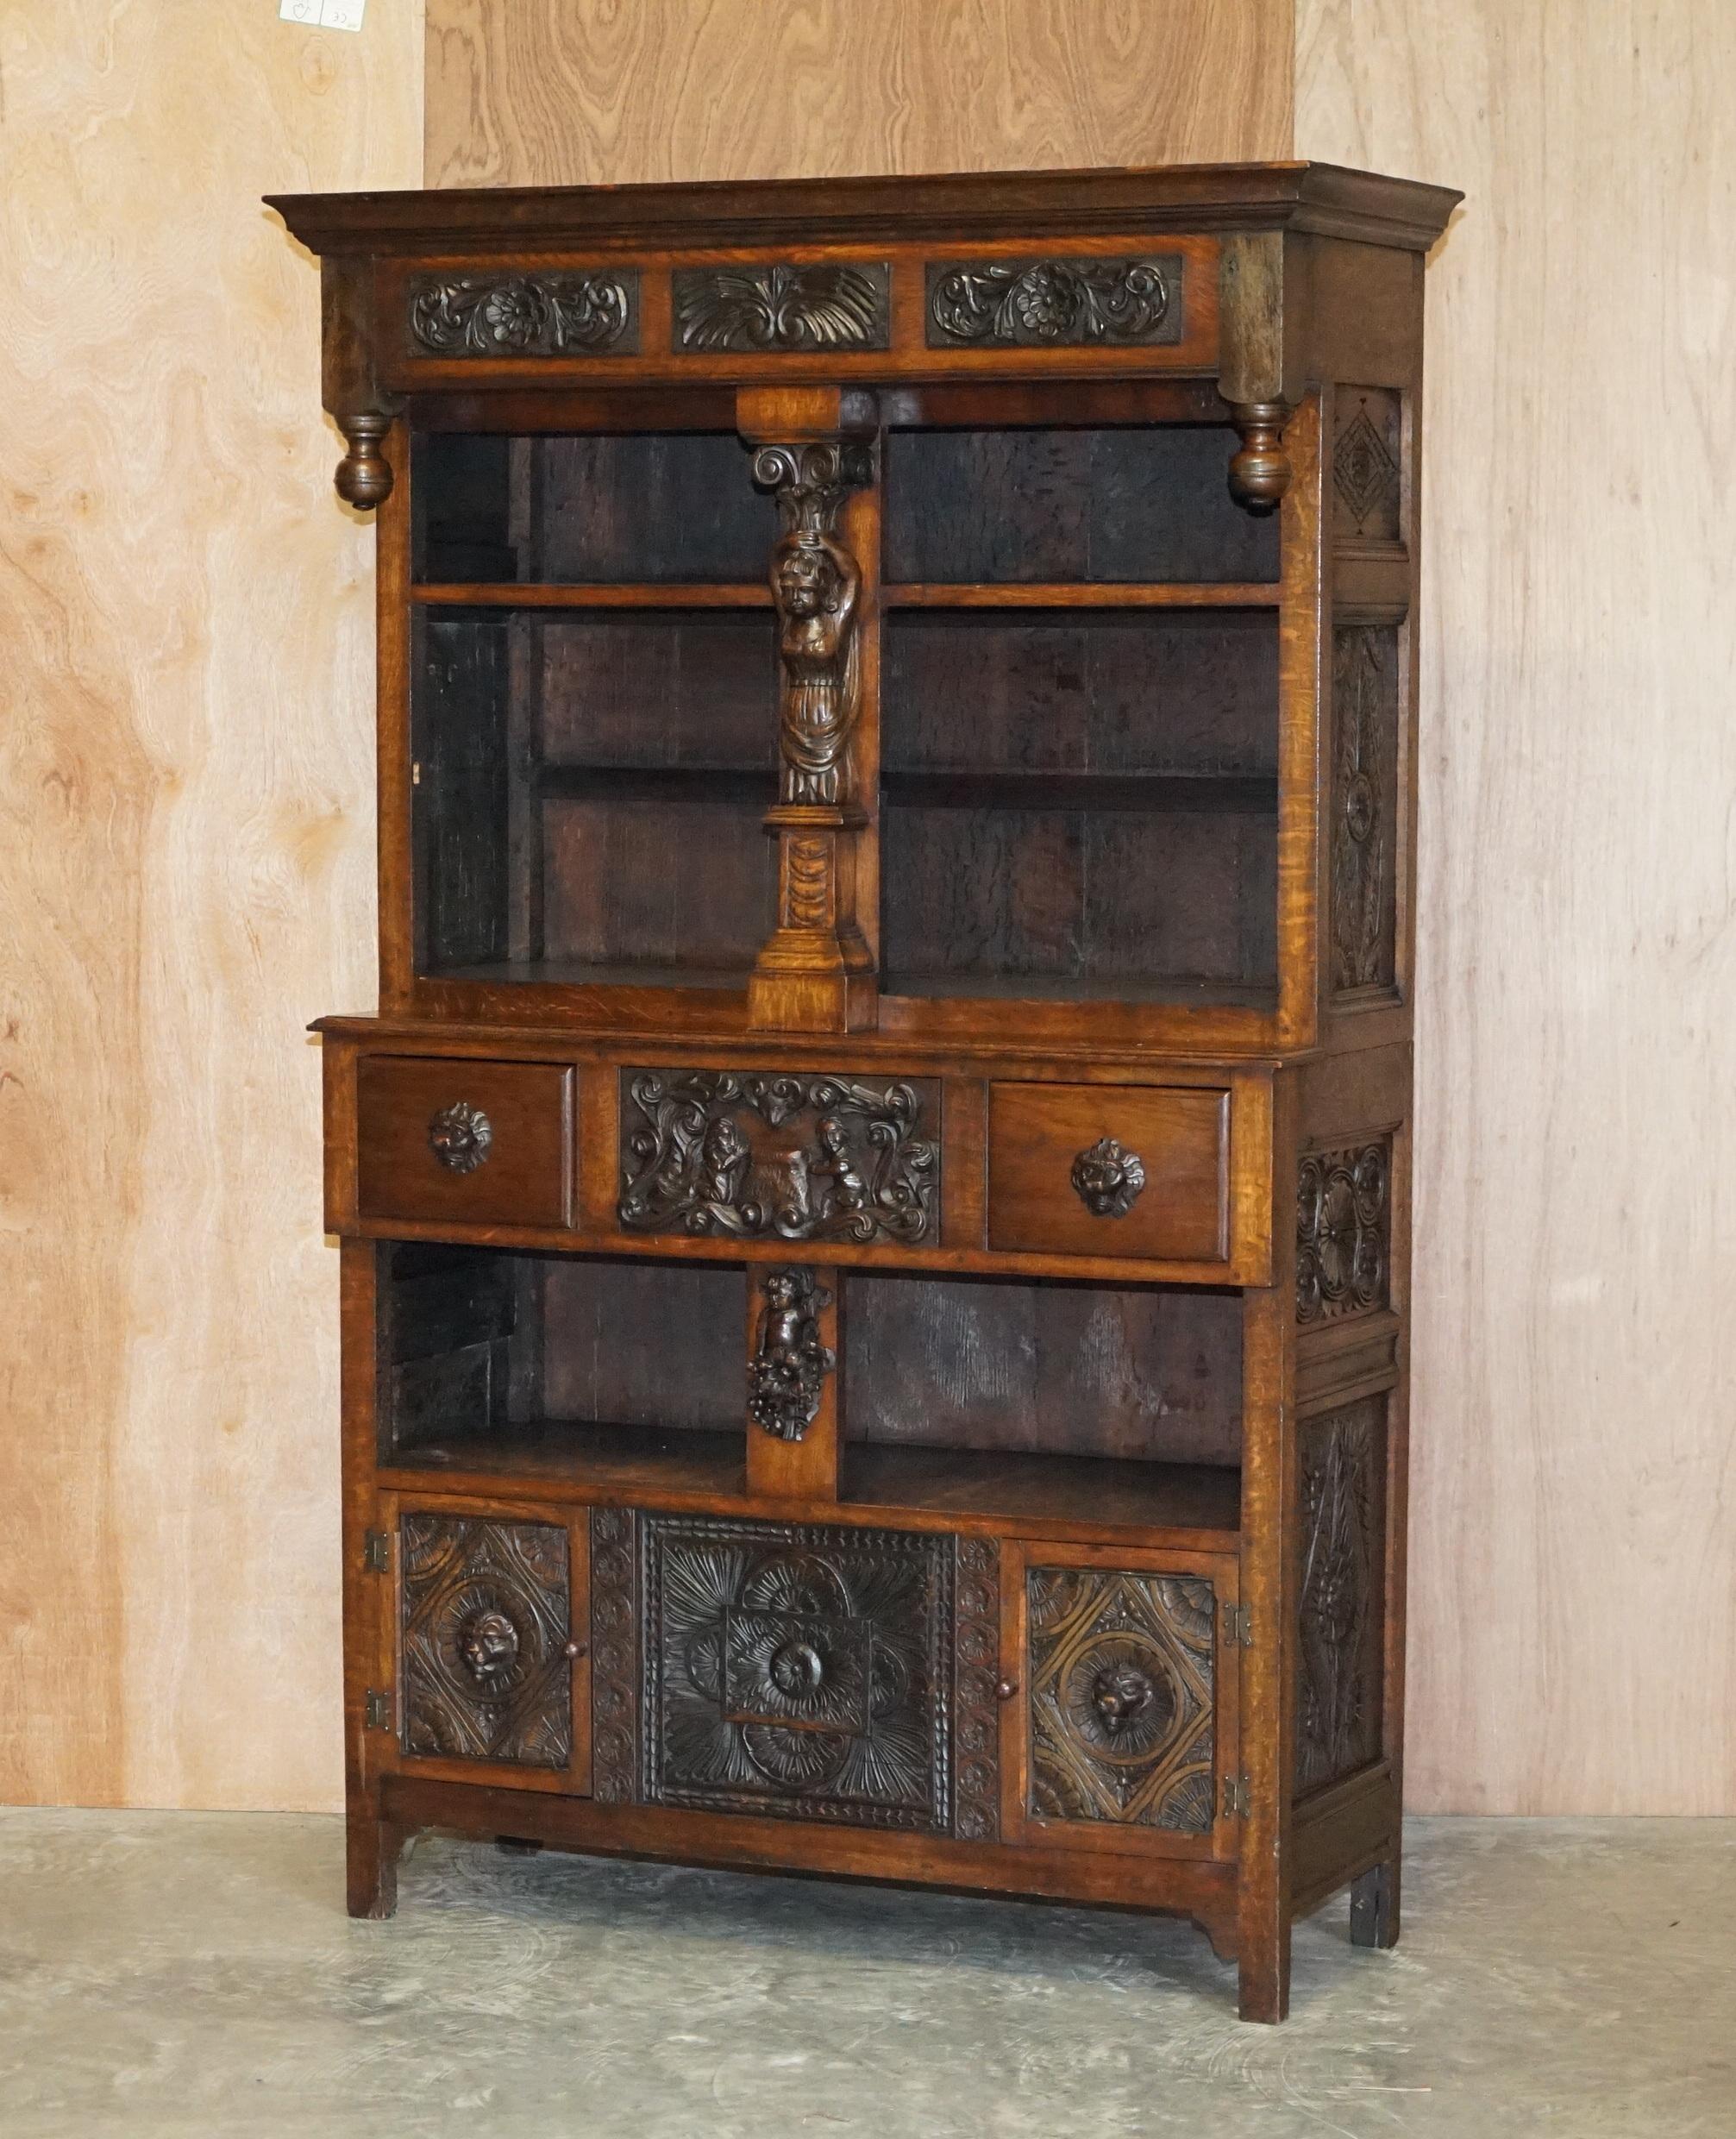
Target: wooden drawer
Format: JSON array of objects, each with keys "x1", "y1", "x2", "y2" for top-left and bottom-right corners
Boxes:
[
  {"x1": 987, "y1": 1082, "x2": 1229, "y2": 1264},
  {"x1": 356, "y1": 1055, "x2": 576, "y2": 1229}
]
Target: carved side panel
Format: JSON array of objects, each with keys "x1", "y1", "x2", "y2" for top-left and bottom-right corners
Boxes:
[
  {"x1": 953, "y1": 1537, "x2": 1001, "y2": 1842},
  {"x1": 1330, "y1": 624, "x2": 1401, "y2": 994},
  {"x1": 925, "y1": 256, "x2": 1183, "y2": 348},
  {"x1": 618, "y1": 1070, "x2": 939, "y2": 1245},
  {"x1": 1296, "y1": 1398, "x2": 1388, "y2": 1799},
  {"x1": 408, "y1": 272, "x2": 638, "y2": 357},
  {"x1": 642, "y1": 1515, "x2": 951, "y2": 1832},
  {"x1": 589, "y1": 1507, "x2": 640, "y2": 1803},
  {"x1": 1332, "y1": 386, "x2": 1402, "y2": 544},
  {"x1": 1296, "y1": 1138, "x2": 1392, "y2": 1327},
  {"x1": 399, "y1": 1514, "x2": 572, "y2": 1768},
  {"x1": 673, "y1": 265, "x2": 890, "y2": 352},
  {"x1": 1025, "y1": 1566, "x2": 1216, "y2": 1835}
]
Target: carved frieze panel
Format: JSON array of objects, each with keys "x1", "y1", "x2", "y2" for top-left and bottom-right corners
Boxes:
[
  {"x1": 588, "y1": 1507, "x2": 640, "y2": 1803},
  {"x1": 1331, "y1": 625, "x2": 1401, "y2": 994},
  {"x1": 399, "y1": 1514, "x2": 572, "y2": 1768},
  {"x1": 1025, "y1": 1565, "x2": 1216, "y2": 1835},
  {"x1": 953, "y1": 1537, "x2": 1002, "y2": 1843},
  {"x1": 642, "y1": 1515, "x2": 952, "y2": 1832},
  {"x1": 617, "y1": 1070, "x2": 939, "y2": 1245},
  {"x1": 1296, "y1": 1399, "x2": 1387, "y2": 1797},
  {"x1": 408, "y1": 272, "x2": 638, "y2": 357},
  {"x1": 925, "y1": 257, "x2": 1183, "y2": 348},
  {"x1": 1296, "y1": 1138, "x2": 1392, "y2": 1327},
  {"x1": 1332, "y1": 386, "x2": 1402, "y2": 543},
  {"x1": 673, "y1": 265, "x2": 890, "y2": 352}
]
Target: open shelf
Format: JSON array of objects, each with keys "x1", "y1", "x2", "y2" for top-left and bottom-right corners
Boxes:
[
  {"x1": 881, "y1": 768, "x2": 1277, "y2": 815},
  {"x1": 411, "y1": 582, "x2": 773, "y2": 609},
  {"x1": 882, "y1": 582, "x2": 1281, "y2": 610},
  {"x1": 536, "y1": 764, "x2": 774, "y2": 806}
]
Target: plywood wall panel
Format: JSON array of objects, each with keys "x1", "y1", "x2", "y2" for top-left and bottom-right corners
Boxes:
[
  {"x1": 0, "y1": 3, "x2": 421, "y2": 1809},
  {"x1": 1297, "y1": 0, "x2": 1736, "y2": 1812},
  {"x1": 425, "y1": 0, "x2": 1293, "y2": 187}
]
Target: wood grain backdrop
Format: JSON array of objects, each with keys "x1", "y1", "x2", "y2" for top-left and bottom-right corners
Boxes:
[
  {"x1": 1295, "y1": 0, "x2": 1736, "y2": 1813},
  {"x1": 0, "y1": 3, "x2": 419, "y2": 1809}
]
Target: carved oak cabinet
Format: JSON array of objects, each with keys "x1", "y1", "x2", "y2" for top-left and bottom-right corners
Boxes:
[{"x1": 273, "y1": 161, "x2": 1457, "y2": 2023}]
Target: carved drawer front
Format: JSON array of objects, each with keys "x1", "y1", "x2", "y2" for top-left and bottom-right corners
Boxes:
[
  {"x1": 617, "y1": 1068, "x2": 940, "y2": 1246},
  {"x1": 986, "y1": 1083, "x2": 1229, "y2": 1264},
  {"x1": 1005, "y1": 1542, "x2": 1240, "y2": 1861},
  {"x1": 592, "y1": 1509, "x2": 1000, "y2": 1838},
  {"x1": 384, "y1": 1502, "x2": 591, "y2": 1794},
  {"x1": 356, "y1": 1055, "x2": 576, "y2": 1229}
]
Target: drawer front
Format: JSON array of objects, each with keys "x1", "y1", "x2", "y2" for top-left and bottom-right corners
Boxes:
[
  {"x1": 357, "y1": 1055, "x2": 575, "y2": 1229},
  {"x1": 590, "y1": 1509, "x2": 1001, "y2": 1840},
  {"x1": 1006, "y1": 1542, "x2": 1240, "y2": 1861},
  {"x1": 617, "y1": 1067, "x2": 940, "y2": 1246},
  {"x1": 380, "y1": 1501, "x2": 591, "y2": 1795},
  {"x1": 987, "y1": 1082, "x2": 1228, "y2": 1263}
]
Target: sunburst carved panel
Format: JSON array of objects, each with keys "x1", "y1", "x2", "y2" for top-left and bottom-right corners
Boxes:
[
  {"x1": 1296, "y1": 1400, "x2": 1387, "y2": 1798},
  {"x1": 399, "y1": 1513, "x2": 572, "y2": 1769},
  {"x1": 1026, "y1": 1565, "x2": 1216, "y2": 1835}
]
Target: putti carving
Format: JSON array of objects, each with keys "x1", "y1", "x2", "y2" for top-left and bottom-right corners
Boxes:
[
  {"x1": 674, "y1": 264, "x2": 890, "y2": 352},
  {"x1": 1297, "y1": 1400, "x2": 1385, "y2": 1797},
  {"x1": 1296, "y1": 1139, "x2": 1391, "y2": 1325},
  {"x1": 749, "y1": 1268, "x2": 836, "y2": 1441},
  {"x1": 926, "y1": 257, "x2": 1181, "y2": 348},
  {"x1": 1332, "y1": 626, "x2": 1398, "y2": 992},
  {"x1": 588, "y1": 1507, "x2": 640, "y2": 1804},
  {"x1": 399, "y1": 1514, "x2": 572, "y2": 1769},
  {"x1": 642, "y1": 1515, "x2": 951, "y2": 1831},
  {"x1": 1332, "y1": 387, "x2": 1402, "y2": 542},
  {"x1": 618, "y1": 1070, "x2": 937, "y2": 1245},
  {"x1": 408, "y1": 272, "x2": 637, "y2": 357},
  {"x1": 953, "y1": 1537, "x2": 1002, "y2": 1843},
  {"x1": 1026, "y1": 1566, "x2": 1217, "y2": 1835}
]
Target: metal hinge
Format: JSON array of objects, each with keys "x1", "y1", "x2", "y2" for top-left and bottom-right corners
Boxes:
[
  {"x1": 1222, "y1": 1773, "x2": 1251, "y2": 1819},
  {"x1": 363, "y1": 1530, "x2": 391, "y2": 1574},
  {"x1": 364, "y1": 1690, "x2": 393, "y2": 1731},
  {"x1": 1222, "y1": 1602, "x2": 1253, "y2": 1648}
]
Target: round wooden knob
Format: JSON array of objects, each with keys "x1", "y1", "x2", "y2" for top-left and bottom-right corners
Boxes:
[
  {"x1": 995, "y1": 1678, "x2": 1018, "y2": 1702},
  {"x1": 564, "y1": 1640, "x2": 587, "y2": 1660}
]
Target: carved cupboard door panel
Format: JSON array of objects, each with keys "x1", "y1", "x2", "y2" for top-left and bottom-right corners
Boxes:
[
  {"x1": 374, "y1": 1494, "x2": 592, "y2": 1796},
  {"x1": 1001, "y1": 1542, "x2": 1241, "y2": 1861}
]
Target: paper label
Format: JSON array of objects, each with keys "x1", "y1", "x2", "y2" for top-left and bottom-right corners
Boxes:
[{"x1": 280, "y1": 0, "x2": 367, "y2": 29}]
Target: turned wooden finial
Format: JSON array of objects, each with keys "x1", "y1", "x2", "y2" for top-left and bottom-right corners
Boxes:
[
  {"x1": 335, "y1": 413, "x2": 394, "y2": 507},
  {"x1": 1228, "y1": 400, "x2": 1292, "y2": 514}
]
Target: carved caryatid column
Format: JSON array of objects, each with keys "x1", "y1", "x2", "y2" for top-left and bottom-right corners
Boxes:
[{"x1": 740, "y1": 392, "x2": 879, "y2": 1032}]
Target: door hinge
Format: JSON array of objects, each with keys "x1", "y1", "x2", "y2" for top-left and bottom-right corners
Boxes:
[
  {"x1": 363, "y1": 1530, "x2": 391, "y2": 1574},
  {"x1": 1222, "y1": 1602, "x2": 1253, "y2": 1648},
  {"x1": 364, "y1": 1690, "x2": 393, "y2": 1732},
  {"x1": 1222, "y1": 1773, "x2": 1251, "y2": 1819}
]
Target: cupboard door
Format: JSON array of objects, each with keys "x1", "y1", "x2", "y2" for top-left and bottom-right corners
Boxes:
[
  {"x1": 376, "y1": 1496, "x2": 592, "y2": 1795},
  {"x1": 1002, "y1": 1541, "x2": 1240, "y2": 1860}
]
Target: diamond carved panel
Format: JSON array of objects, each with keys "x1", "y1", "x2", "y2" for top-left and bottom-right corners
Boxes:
[{"x1": 1332, "y1": 386, "x2": 1402, "y2": 543}]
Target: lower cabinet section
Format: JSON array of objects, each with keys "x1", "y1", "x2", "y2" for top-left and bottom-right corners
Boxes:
[{"x1": 373, "y1": 1502, "x2": 1238, "y2": 1858}]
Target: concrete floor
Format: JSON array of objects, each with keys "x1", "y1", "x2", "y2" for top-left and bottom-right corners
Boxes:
[{"x1": 0, "y1": 1812, "x2": 1729, "y2": 2137}]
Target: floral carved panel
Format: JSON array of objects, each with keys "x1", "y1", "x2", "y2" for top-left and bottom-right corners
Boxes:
[
  {"x1": 617, "y1": 1069, "x2": 939, "y2": 1245},
  {"x1": 399, "y1": 1514, "x2": 572, "y2": 1769},
  {"x1": 642, "y1": 1515, "x2": 952, "y2": 1833},
  {"x1": 1331, "y1": 625, "x2": 1401, "y2": 994},
  {"x1": 1295, "y1": 1399, "x2": 1387, "y2": 1798},
  {"x1": 407, "y1": 273, "x2": 638, "y2": 357},
  {"x1": 1296, "y1": 1138, "x2": 1392, "y2": 1327},
  {"x1": 1025, "y1": 1565, "x2": 1217, "y2": 1835},
  {"x1": 925, "y1": 257, "x2": 1182, "y2": 348}
]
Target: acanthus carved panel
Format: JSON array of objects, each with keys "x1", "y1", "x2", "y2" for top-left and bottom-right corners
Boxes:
[
  {"x1": 588, "y1": 1507, "x2": 640, "y2": 1803},
  {"x1": 407, "y1": 273, "x2": 638, "y2": 357},
  {"x1": 1331, "y1": 625, "x2": 1400, "y2": 994},
  {"x1": 925, "y1": 257, "x2": 1182, "y2": 348},
  {"x1": 953, "y1": 1538, "x2": 1001, "y2": 1842},
  {"x1": 642, "y1": 1514, "x2": 951, "y2": 1832},
  {"x1": 1296, "y1": 1138, "x2": 1391, "y2": 1327},
  {"x1": 399, "y1": 1514, "x2": 572, "y2": 1769},
  {"x1": 673, "y1": 264, "x2": 890, "y2": 352},
  {"x1": 1332, "y1": 386, "x2": 1403, "y2": 543},
  {"x1": 617, "y1": 1069, "x2": 938, "y2": 1245},
  {"x1": 1025, "y1": 1565, "x2": 1216, "y2": 1835},
  {"x1": 1296, "y1": 1399, "x2": 1387, "y2": 1798}
]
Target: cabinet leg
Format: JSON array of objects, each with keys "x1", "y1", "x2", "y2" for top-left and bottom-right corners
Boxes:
[
  {"x1": 347, "y1": 1807, "x2": 405, "y2": 1920},
  {"x1": 1350, "y1": 1858, "x2": 1401, "y2": 1949},
  {"x1": 1237, "y1": 1919, "x2": 1292, "y2": 2023}
]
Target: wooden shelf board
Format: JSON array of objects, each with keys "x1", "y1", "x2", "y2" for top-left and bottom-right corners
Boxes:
[
  {"x1": 413, "y1": 582, "x2": 774, "y2": 610},
  {"x1": 881, "y1": 969, "x2": 1279, "y2": 1008},
  {"x1": 427, "y1": 957, "x2": 755, "y2": 991},
  {"x1": 882, "y1": 582, "x2": 1281, "y2": 611}
]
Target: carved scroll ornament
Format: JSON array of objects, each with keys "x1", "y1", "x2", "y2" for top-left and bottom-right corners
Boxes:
[
  {"x1": 1296, "y1": 1139, "x2": 1390, "y2": 1325},
  {"x1": 926, "y1": 257, "x2": 1181, "y2": 348},
  {"x1": 408, "y1": 272, "x2": 637, "y2": 357}
]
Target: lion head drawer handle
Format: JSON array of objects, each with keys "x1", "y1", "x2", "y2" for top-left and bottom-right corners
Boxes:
[
  {"x1": 1070, "y1": 1136, "x2": 1146, "y2": 1218},
  {"x1": 428, "y1": 1099, "x2": 493, "y2": 1174}
]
